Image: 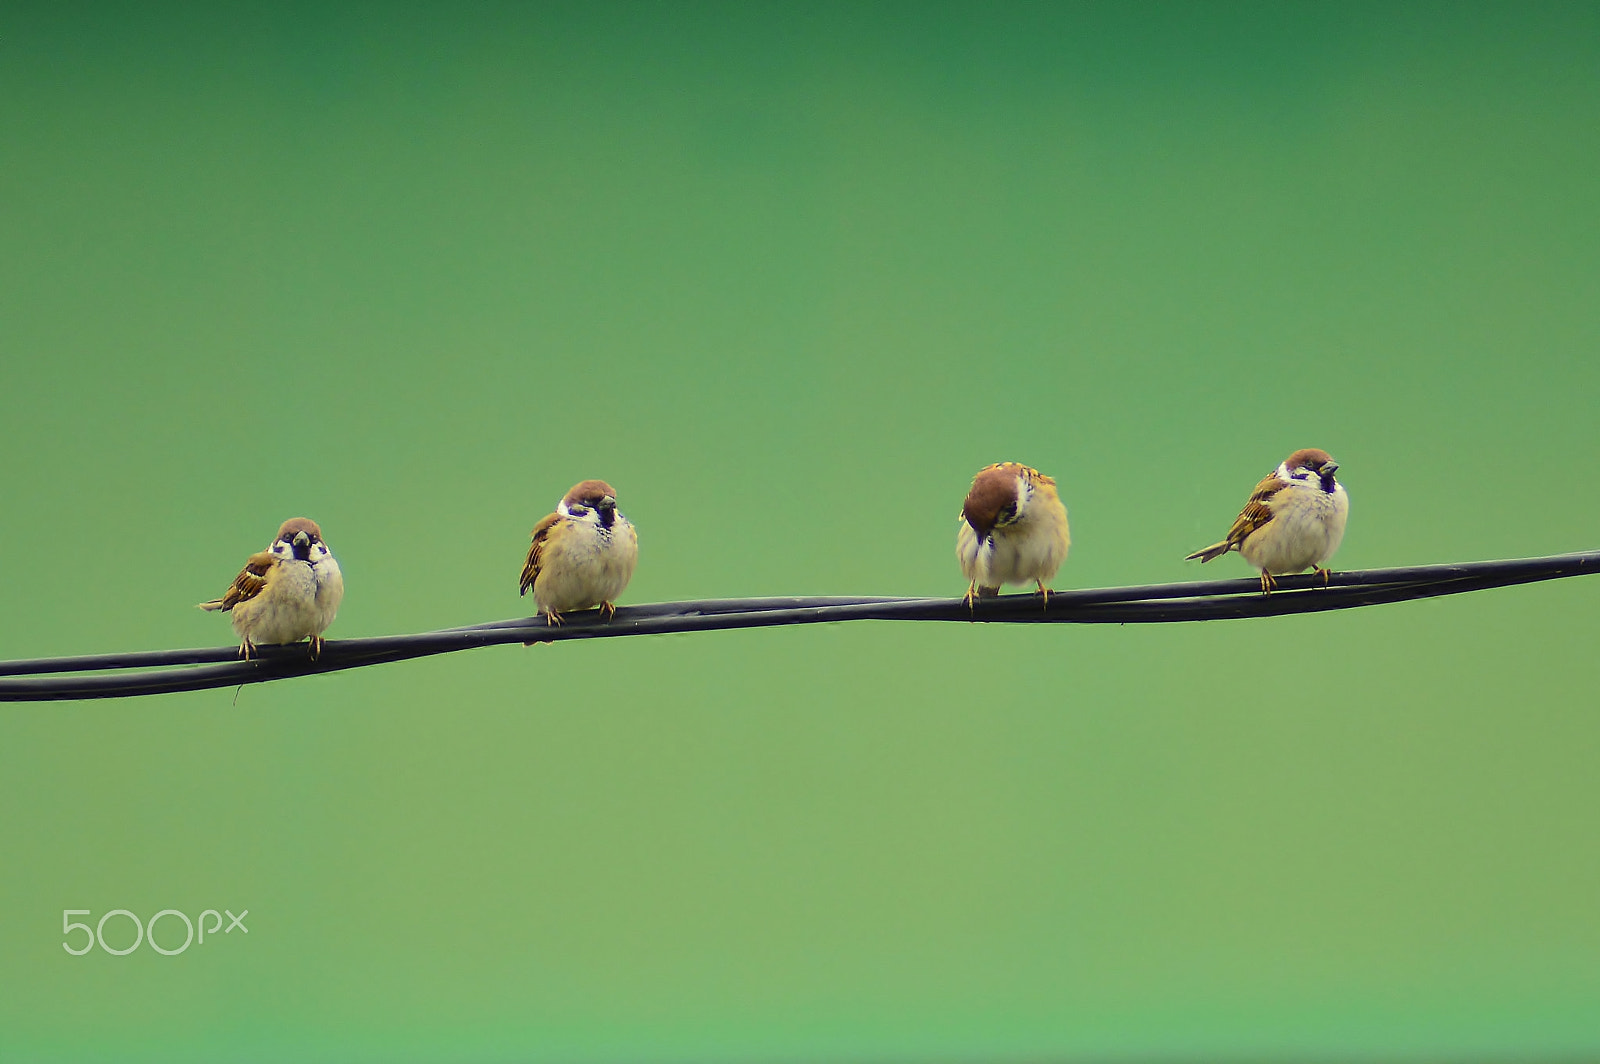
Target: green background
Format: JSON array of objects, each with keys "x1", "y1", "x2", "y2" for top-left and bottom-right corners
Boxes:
[{"x1": 4, "y1": 2, "x2": 1599, "y2": 1059}]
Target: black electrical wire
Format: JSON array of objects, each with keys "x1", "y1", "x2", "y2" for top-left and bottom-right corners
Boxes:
[{"x1": 1, "y1": 550, "x2": 1595, "y2": 702}]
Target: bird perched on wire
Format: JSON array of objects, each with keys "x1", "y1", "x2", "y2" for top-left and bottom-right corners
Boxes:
[
  {"x1": 198, "y1": 517, "x2": 344, "y2": 659},
  {"x1": 519, "y1": 479, "x2": 638, "y2": 627},
  {"x1": 957, "y1": 462, "x2": 1071, "y2": 606},
  {"x1": 1185, "y1": 447, "x2": 1349, "y2": 593}
]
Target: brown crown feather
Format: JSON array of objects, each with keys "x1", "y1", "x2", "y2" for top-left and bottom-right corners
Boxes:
[
  {"x1": 1283, "y1": 448, "x2": 1334, "y2": 471},
  {"x1": 561, "y1": 480, "x2": 617, "y2": 507},
  {"x1": 962, "y1": 463, "x2": 1031, "y2": 538},
  {"x1": 276, "y1": 517, "x2": 323, "y2": 542}
]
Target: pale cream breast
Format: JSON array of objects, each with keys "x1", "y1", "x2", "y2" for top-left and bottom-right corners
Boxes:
[
  {"x1": 1241, "y1": 482, "x2": 1349, "y2": 575},
  {"x1": 534, "y1": 516, "x2": 638, "y2": 614},
  {"x1": 232, "y1": 561, "x2": 325, "y2": 645}
]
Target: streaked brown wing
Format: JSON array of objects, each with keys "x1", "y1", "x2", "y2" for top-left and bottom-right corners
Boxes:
[
  {"x1": 519, "y1": 512, "x2": 561, "y2": 596},
  {"x1": 1224, "y1": 472, "x2": 1287, "y2": 548},
  {"x1": 201, "y1": 551, "x2": 276, "y2": 612},
  {"x1": 1022, "y1": 465, "x2": 1055, "y2": 489},
  {"x1": 980, "y1": 461, "x2": 1055, "y2": 488}
]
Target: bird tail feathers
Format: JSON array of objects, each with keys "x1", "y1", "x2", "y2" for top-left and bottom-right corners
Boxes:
[{"x1": 1184, "y1": 542, "x2": 1233, "y2": 563}]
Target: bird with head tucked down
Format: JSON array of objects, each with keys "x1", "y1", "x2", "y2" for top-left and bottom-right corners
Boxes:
[{"x1": 957, "y1": 462, "x2": 1071, "y2": 607}]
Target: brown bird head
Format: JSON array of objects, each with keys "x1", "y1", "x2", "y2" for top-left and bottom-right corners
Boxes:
[
  {"x1": 274, "y1": 517, "x2": 327, "y2": 562},
  {"x1": 961, "y1": 464, "x2": 1026, "y2": 541},
  {"x1": 560, "y1": 480, "x2": 620, "y2": 528},
  {"x1": 1283, "y1": 448, "x2": 1339, "y2": 492}
]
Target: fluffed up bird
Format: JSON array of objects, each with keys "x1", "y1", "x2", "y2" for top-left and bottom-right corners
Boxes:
[
  {"x1": 199, "y1": 517, "x2": 344, "y2": 658},
  {"x1": 957, "y1": 462, "x2": 1071, "y2": 606},
  {"x1": 519, "y1": 479, "x2": 638, "y2": 627},
  {"x1": 1185, "y1": 447, "x2": 1349, "y2": 593}
]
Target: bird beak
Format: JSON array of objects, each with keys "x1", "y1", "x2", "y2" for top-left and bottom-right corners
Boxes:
[
  {"x1": 1319, "y1": 461, "x2": 1338, "y2": 477},
  {"x1": 601, "y1": 495, "x2": 616, "y2": 509},
  {"x1": 293, "y1": 531, "x2": 311, "y2": 548}
]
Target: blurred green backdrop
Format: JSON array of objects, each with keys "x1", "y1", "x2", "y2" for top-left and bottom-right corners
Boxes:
[{"x1": 3, "y1": 2, "x2": 1599, "y2": 1060}]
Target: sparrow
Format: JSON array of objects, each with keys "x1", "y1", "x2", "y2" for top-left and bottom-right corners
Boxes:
[
  {"x1": 1185, "y1": 447, "x2": 1350, "y2": 593},
  {"x1": 198, "y1": 517, "x2": 344, "y2": 659},
  {"x1": 956, "y1": 462, "x2": 1071, "y2": 606},
  {"x1": 519, "y1": 479, "x2": 638, "y2": 626}
]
